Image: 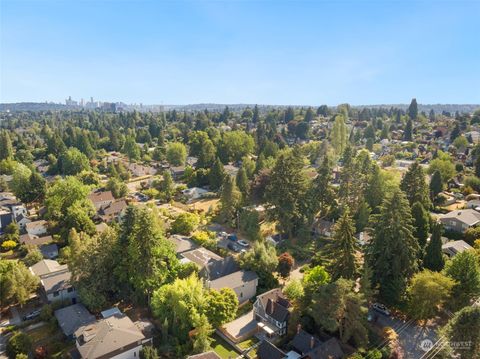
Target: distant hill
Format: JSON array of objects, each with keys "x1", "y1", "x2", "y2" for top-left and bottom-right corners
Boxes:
[{"x1": 1, "y1": 102, "x2": 479, "y2": 114}]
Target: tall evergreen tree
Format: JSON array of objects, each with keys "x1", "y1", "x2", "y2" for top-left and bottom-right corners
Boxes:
[
  {"x1": 408, "y1": 98, "x2": 418, "y2": 120},
  {"x1": 219, "y1": 175, "x2": 241, "y2": 225},
  {"x1": 411, "y1": 202, "x2": 430, "y2": 259},
  {"x1": 404, "y1": 119, "x2": 413, "y2": 141},
  {"x1": 367, "y1": 189, "x2": 420, "y2": 305},
  {"x1": 236, "y1": 166, "x2": 249, "y2": 201},
  {"x1": 0, "y1": 130, "x2": 13, "y2": 160},
  {"x1": 423, "y1": 223, "x2": 445, "y2": 271},
  {"x1": 265, "y1": 149, "x2": 310, "y2": 238},
  {"x1": 309, "y1": 156, "x2": 335, "y2": 219},
  {"x1": 209, "y1": 157, "x2": 225, "y2": 191},
  {"x1": 304, "y1": 107, "x2": 315, "y2": 122},
  {"x1": 331, "y1": 114, "x2": 348, "y2": 156},
  {"x1": 400, "y1": 162, "x2": 431, "y2": 209},
  {"x1": 429, "y1": 170, "x2": 443, "y2": 200},
  {"x1": 365, "y1": 163, "x2": 385, "y2": 211},
  {"x1": 326, "y1": 207, "x2": 359, "y2": 280}
]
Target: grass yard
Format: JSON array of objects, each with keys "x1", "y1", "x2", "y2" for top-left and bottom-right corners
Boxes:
[
  {"x1": 211, "y1": 334, "x2": 239, "y2": 359},
  {"x1": 238, "y1": 337, "x2": 259, "y2": 358}
]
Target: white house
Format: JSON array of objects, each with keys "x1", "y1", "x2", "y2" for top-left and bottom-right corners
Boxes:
[
  {"x1": 25, "y1": 220, "x2": 48, "y2": 236},
  {"x1": 30, "y1": 259, "x2": 77, "y2": 304}
]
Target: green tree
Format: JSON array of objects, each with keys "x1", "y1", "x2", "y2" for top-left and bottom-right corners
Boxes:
[
  {"x1": 400, "y1": 162, "x2": 430, "y2": 209},
  {"x1": 205, "y1": 288, "x2": 239, "y2": 327},
  {"x1": 0, "y1": 130, "x2": 14, "y2": 160},
  {"x1": 442, "y1": 306, "x2": 480, "y2": 359},
  {"x1": 123, "y1": 135, "x2": 141, "y2": 161},
  {"x1": 118, "y1": 206, "x2": 179, "y2": 302},
  {"x1": 367, "y1": 189, "x2": 420, "y2": 305},
  {"x1": 171, "y1": 212, "x2": 200, "y2": 235},
  {"x1": 106, "y1": 177, "x2": 128, "y2": 198},
  {"x1": 365, "y1": 163, "x2": 385, "y2": 211},
  {"x1": 0, "y1": 260, "x2": 39, "y2": 306},
  {"x1": 429, "y1": 170, "x2": 443, "y2": 200},
  {"x1": 302, "y1": 265, "x2": 330, "y2": 298},
  {"x1": 140, "y1": 346, "x2": 159, "y2": 359},
  {"x1": 58, "y1": 147, "x2": 90, "y2": 175},
  {"x1": 158, "y1": 171, "x2": 175, "y2": 202},
  {"x1": 218, "y1": 131, "x2": 255, "y2": 163},
  {"x1": 475, "y1": 154, "x2": 480, "y2": 178},
  {"x1": 444, "y1": 250, "x2": 480, "y2": 310},
  {"x1": 411, "y1": 202, "x2": 430, "y2": 258},
  {"x1": 166, "y1": 142, "x2": 187, "y2": 166},
  {"x1": 330, "y1": 114, "x2": 348, "y2": 156},
  {"x1": 239, "y1": 241, "x2": 278, "y2": 290},
  {"x1": 423, "y1": 223, "x2": 445, "y2": 271},
  {"x1": 309, "y1": 156, "x2": 335, "y2": 218},
  {"x1": 219, "y1": 175, "x2": 241, "y2": 225},
  {"x1": 326, "y1": 207, "x2": 359, "y2": 280},
  {"x1": 265, "y1": 149, "x2": 310, "y2": 238},
  {"x1": 406, "y1": 270, "x2": 454, "y2": 326},
  {"x1": 6, "y1": 332, "x2": 31, "y2": 359},
  {"x1": 403, "y1": 119, "x2": 413, "y2": 141},
  {"x1": 23, "y1": 246, "x2": 43, "y2": 267},
  {"x1": 68, "y1": 228, "x2": 119, "y2": 311},
  {"x1": 309, "y1": 279, "x2": 368, "y2": 348},
  {"x1": 428, "y1": 151, "x2": 456, "y2": 184},
  {"x1": 45, "y1": 176, "x2": 95, "y2": 235},
  {"x1": 236, "y1": 166, "x2": 249, "y2": 201},
  {"x1": 209, "y1": 157, "x2": 225, "y2": 191},
  {"x1": 408, "y1": 98, "x2": 418, "y2": 120},
  {"x1": 238, "y1": 209, "x2": 261, "y2": 241}
]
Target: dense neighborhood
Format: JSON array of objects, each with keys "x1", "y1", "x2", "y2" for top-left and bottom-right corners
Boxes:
[{"x1": 1, "y1": 101, "x2": 480, "y2": 359}]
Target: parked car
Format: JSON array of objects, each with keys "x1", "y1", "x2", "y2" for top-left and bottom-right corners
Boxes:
[
  {"x1": 227, "y1": 234, "x2": 238, "y2": 242},
  {"x1": 372, "y1": 303, "x2": 390, "y2": 316},
  {"x1": 227, "y1": 242, "x2": 241, "y2": 252},
  {"x1": 237, "y1": 240, "x2": 250, "y2": 248},
  {"x1": 23, "y1": 309, "x2": 42, "y2": 321},
  {"x1": 217, "y1": 231, "x2": 228, "y2": 239}
]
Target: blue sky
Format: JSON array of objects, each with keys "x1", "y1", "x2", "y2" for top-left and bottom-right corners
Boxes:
[{"x1": 1, "y1": 0, "x2": 479, "y2": 105}]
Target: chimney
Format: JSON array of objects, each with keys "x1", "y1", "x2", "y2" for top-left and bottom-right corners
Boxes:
[
  {"x1": 310, "y1": 336, "x2": 315, "y2": 349},
  {"x1": 296, "y1": 324, "x2": 302, "y2": 334}
]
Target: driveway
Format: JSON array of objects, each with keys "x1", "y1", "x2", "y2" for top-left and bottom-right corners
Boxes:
[{"x1": 370, "y1": 310, "x2": 437, "y2": 358}]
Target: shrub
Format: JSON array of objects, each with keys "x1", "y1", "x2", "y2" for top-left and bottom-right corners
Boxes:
[
  {"x1": 6, "y1": 332, "x2": 31, "y2": 359},
  {"x1": 170, "y1": 212, "x2": 200, "y2": 235},
  {"x1": 1, "y1": 240, "x2": 17, "y2": 251}
]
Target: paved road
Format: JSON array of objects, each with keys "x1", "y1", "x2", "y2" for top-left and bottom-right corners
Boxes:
[{"x1": 371, "y1": 310, "x2": 437, "y2": 359}]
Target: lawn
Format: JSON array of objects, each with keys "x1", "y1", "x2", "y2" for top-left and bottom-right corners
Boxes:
[
  {"x1": 211, "y1": 334, "x2": 239, "y2": 359},
  {"x1": 238, "y1": 337, "x2": 259, "y2": 358}
]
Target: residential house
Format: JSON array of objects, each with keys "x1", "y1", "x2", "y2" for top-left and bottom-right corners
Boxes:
[
  {"x1": 168, "y1": 235, "x2": 198, "y2": 255},
  {"x1": 257, "y1": 340, "x2": 286, "y2": 359},
  {"x1": 74, "y1": 313, "x2": 153, "y2": 359},
  {"x1": 439, "y1": 209, "x2": 480, "y2": 232},
  {"x1": 128, "y1": 163, "x2": 156, "y2": 177},
  {"x1": 442, "y1": 240, "x2": 474, "y2": 257},
  {"x1": 202, "y1": 256, "x2": 258, "y2": 303},
  {"x1": 99, "y1": 199, "x2": 127, "y2": 222},
  {"x1": 55, "y1": 304, "x2": 95, "y2": 339},
  {"x1": 170, "y1": 165, "x2": 186, "y2": 181},
  {"x1": 182, "y1": 187, "x2": 208, "y2": 201},
  {"x1": 25, "y1": 220, "x2": 48, "y2": 236},
  {"x1": 29, "y1": 259, "x2": 77, "y2": 304},
  {"x1": 19, "y1": 234, "x2": 53, "y2": 246},
  {"x1": 254, "y1": 288, "x2": 291, "y2": 338},
  {"x1": 312, "y1": 218, "x2": 334, "y2": 237},
  {"x1": 88, "y1": 190, "x2": 115, "y2": 210}
]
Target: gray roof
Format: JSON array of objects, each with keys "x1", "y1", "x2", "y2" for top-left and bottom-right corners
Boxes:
[
  {"x1": 257, "y1": 340, "x2": 286, "y2": 359},
  {"x1": 20, "y1": 234, "x2": 53, "y2": 246},
  {"x1": 440, "y1": 209, "x2": 480, "y2": 226},
  {"x1": 75, "y1": 314, "x2": 146, "y2": 359},
  {"x1": 41, "y1": 268, "x2": 72, "y2": 293},
  {"x1": 209, "y1": 270, "x2": 258, "y2": 291},
  {"x1": 442, "y1": 240, "x2": 473, "y2": 256},
  {"x1": 55, "y1": 304, "x2": 95, "y2": 336},
  {"x1": 204, "y1": 256, "x2": 240, "y2": 280},
  {"x1": 168, "y1": 235, "x2": 198, "y2": 254},
  {"x1": 181, "y1": 247, "x2": 222, "y2": 268},
  {"x1": 30, "y1": 259, "x2": 65, "y2": 277}
]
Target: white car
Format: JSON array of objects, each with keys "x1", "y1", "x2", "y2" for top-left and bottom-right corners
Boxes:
[
  {"x1": 237, "y1": 240, "x2": 250, "y2": 247},
  {"x1": 372, "y1": 303, "x2": 391, "y2": 316}
]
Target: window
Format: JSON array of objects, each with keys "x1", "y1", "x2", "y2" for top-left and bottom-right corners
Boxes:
[
  {"x1": 67, "y1": 287, "x2": 74, "y2": 293},
  {"x1": 134, "y1": 352, "x2": 136, "y2": 357},
  {"x1": 53, "y1": 291, "x2": 60, "y2": 297},
  {"x1": 240, "y1": 292, "x2": 243, "y2": 298}
]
